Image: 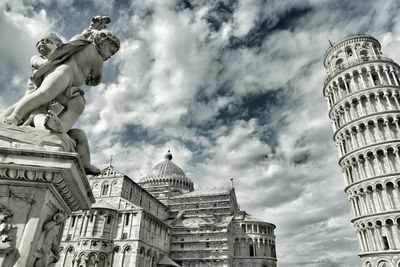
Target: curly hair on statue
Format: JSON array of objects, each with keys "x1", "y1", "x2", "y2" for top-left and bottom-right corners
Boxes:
[{"x1": 92, "y1": 29, "x2": 120, "y2": 53}]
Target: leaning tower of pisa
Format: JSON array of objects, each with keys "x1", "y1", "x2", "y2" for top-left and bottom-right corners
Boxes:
[{"x1": 323, "y1": 34, "x2": 400, "y2": 266}]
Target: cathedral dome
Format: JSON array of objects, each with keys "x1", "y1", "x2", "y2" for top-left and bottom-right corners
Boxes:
[{"x1": 139, "y1": 150, "x2": 194, "y2": 192}]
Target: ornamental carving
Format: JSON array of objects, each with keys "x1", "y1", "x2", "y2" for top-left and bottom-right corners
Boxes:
[
  {"x1": 0, "y1": 205, "x2": 16, "y2": 254},
  {"x1": 34, "y1": 212, "x2": 65, "y2": 267},
  {"x1": 0, "y1": 167, "x2": 79, "y2": 210}
]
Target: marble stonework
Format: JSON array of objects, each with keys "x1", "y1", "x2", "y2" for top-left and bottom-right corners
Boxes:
[
  {"x1": 0, "y1": 124, "x2": 94, "y2": 267},
  {"x1": 57, "y1": 151, "x2": 277, "y2": 267},
  {"x1": 323, "y1": 34, "x2": 400, "y2": 266},
  {"x1": 0, "y1": 14, "x2": 118, "y2": 267}
]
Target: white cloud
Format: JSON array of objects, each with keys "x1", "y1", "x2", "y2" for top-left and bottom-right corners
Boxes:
[{"x1": 3, "y1": 1, "x2": 400, "y2": 266}]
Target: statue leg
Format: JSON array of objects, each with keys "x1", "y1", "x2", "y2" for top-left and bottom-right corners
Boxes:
[
  {"x1": 68, "y1": 129, "x2": 100, "y2": 175},
  {"x1": 3, "y1": 66, "x2": 73, "y2": 125},
  {"x1": 32, "y1": 114, "x2": 48, "y2": 130},
  {"x1": 58, "y1": 95, "x2": 85, "y2": 132}
]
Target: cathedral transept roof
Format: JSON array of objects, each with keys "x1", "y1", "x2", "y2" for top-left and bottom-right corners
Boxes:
[{"x1": 96, "y1": 165, "x2": 126, "y2": 178}]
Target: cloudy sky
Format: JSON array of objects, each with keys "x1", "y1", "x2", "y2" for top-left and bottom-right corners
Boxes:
[{"x1": 2, "y1": 0, "x2": 400, "y2": 266}]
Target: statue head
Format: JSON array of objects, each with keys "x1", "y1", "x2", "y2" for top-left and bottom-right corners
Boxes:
[
  {"x1": 92, "y1": 29, "x2": 120, "y2": 61},
  {"x1": 53, "y1": 212, "x2": 65, "y2": 224},
  {"x1": 36, "y1": 33, "x2": 63, "y2": 57}
]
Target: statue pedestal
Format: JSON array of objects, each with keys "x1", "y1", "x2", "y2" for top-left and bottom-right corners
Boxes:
[{"x1": 0, "y1": 124, "x2": 94, "y2": 267}]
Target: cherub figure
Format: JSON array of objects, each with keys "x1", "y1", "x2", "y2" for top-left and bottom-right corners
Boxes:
[
  {"x1": 2, "y1": 30, "x2": 119, "y2": 174},
  {"x1": 33, "y1": 212, "x2": 65, "y2": 267},
  {"x1": 3, "y1": 29, "x2": 119, "y2": 128},
  {"x1": 0, "y1": 33, "x2": 64, "y2": 128},
  {"x1": 29, "y1": 33, "x2": 64, "y2": 94}
]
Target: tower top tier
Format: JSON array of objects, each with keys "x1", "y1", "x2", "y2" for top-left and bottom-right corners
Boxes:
[{"x1": 324, "y1": 34, "x2": 381, "y2": 71}]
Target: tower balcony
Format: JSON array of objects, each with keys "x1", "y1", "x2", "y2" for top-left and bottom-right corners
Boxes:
[{"x1": 324, "y1": 56, "x2": 394, "y2": 87}]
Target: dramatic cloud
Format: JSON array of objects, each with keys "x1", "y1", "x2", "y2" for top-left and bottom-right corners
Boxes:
[{"x1": 2, "y1": 0, "x2": 400, "y2": 266}]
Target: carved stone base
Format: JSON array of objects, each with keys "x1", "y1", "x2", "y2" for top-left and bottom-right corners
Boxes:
[{"x1": 0, "y1": 124, "x2": 94, "y2": 267}]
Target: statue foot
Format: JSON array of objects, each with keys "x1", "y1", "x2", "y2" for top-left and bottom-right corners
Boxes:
[
  {"x1": 2, "y1": 116, "x2": 19, "y2": 126},
  {"x1": 44, "y1": 112, "x2": 65, "y2": 133},
  {"x1": 84, "y1": 165, "x2": 101, "y2": 175}
]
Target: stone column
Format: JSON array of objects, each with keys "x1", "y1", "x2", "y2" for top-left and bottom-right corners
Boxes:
[
  {"x1": 391, "y1": 69, "x2": 399, "y2": 86},
  {"x1": 366, "y1": 191, "x2": 376, "y2": 213},
  {"x1": 384, "y1": 68, "x2": 392, "y2": 85},
  {"x1": 393, "y1": 93, "x2": 400, "y2": 109},
  {"x1": 368, "y1": 70, "x2": 375, "y2": 86},
  {"x1": 79, "y1": 213, "x2": 87, "y2": 237},
  {"x1": 351, "y1": 197, "x2": 361, "y2": 216},
  {"x1": 343, "y1": 77, "x2": 350, "y2": 94},
  {"x1": 366, "y1": 228, "x2": 377, "y2": 251},
  {"x1": 83, "y1": 213, "x2": 90, "y2": 237},
  {"x1": 360, "y1": 71, "x2": 367, "y2": 89},
  {"x1": 376, "y1": 94, "x2": 385, "y2": 111},
  {"x1": 128, "y1": 212, "x2": 134, "y2": 238},
  {"x1": 376, "y1": 68, "x2": 384, "y2": 85},
  {"x1": 391, "y1": 222, "x2": 400, "y2": 249},
  {"x1": 91, "y1": 213, "x2": 98, "y2": 236},
  {"x1": 100, "y1": 214, "x2": 107, "y2": 237},
  {"x1": 356, "y1": 231, "x2": 365, "y2": 251},
  {"x1": 366, "y1": 156, "x2": 374, "y2": 177}
]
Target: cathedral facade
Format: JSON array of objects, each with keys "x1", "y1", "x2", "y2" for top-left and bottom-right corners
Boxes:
[
  {"x1": 323, "y1": 34, "x2": 400, "y2": 266},
  {"x1": 56, "y1": 151, "x2": 277, "y2": 267}
]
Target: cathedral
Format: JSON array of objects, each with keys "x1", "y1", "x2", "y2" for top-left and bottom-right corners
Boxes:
[{"x1": 56, "y1": 150, "x2": 277, "y2": 267}]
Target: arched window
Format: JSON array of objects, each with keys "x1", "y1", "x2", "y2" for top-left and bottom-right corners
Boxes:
[
  {"x1": 346, "y1": 47, "x2": 353, "y2": 56},
  {"x1": 249, "y1": 240, "x2": 255, "y2": 257},
  {"x1": 71, "y1": 216, "x2": 76, "y2": 227},
  {"x1": 102, "y1": 184, "x2": 109, "y2": 196},
  {"x1": 125, "y1": 214, "x2": 130, "y2": 226},
  {"x1": 360, "y1": 50, "x2": 368, "y2": 61},
  {"x1": 382, "y1": 235, "x2": 390, "y2": 250},
  {"x1": 335, "y1": 58, "x2": 344, "y2": 69},
  {"x1": 378, "y1": 260, "x2": 390, "y2": 267}
]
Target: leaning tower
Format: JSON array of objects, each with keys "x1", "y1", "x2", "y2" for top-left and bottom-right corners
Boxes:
[{"x1": 323, "y1": 34, "x2": 400, "y2": 266}]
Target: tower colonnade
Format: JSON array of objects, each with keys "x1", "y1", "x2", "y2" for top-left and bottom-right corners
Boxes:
[{"x1": 324, "y1": 34, "x2": 400, "y2": 266}]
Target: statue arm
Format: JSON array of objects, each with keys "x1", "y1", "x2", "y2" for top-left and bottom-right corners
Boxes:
[
  {"x1": 90, "y1": 16, "x2": 111, "y2": 30},
  {"x1": 86, "y1": 57, "x2": 103, "y2": 86}
]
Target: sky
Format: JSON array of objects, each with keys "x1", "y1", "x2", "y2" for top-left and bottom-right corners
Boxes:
[{"x1": 2, "y1": 0, "x2": 400, "y2": 266}]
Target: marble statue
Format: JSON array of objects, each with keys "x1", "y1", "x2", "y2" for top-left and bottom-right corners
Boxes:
[
  {"x1": 71, "y1": 15, "x2": 111, "y2": 41},
  {"x1": 1, "y1": 16, "x2": 120, "y2": 175},
  {"x1": 2, "y1": 29, "x2": 119, "y2": 128},
  {"x1": 0, "y1": 205, "x2": 14, "y2": 253},
  {"x1": 0, "y1": 33, "x2": 64, "y2": 130},
  {"x1": 33, "y1": 212, "x2": 65, "y2": 267}
]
